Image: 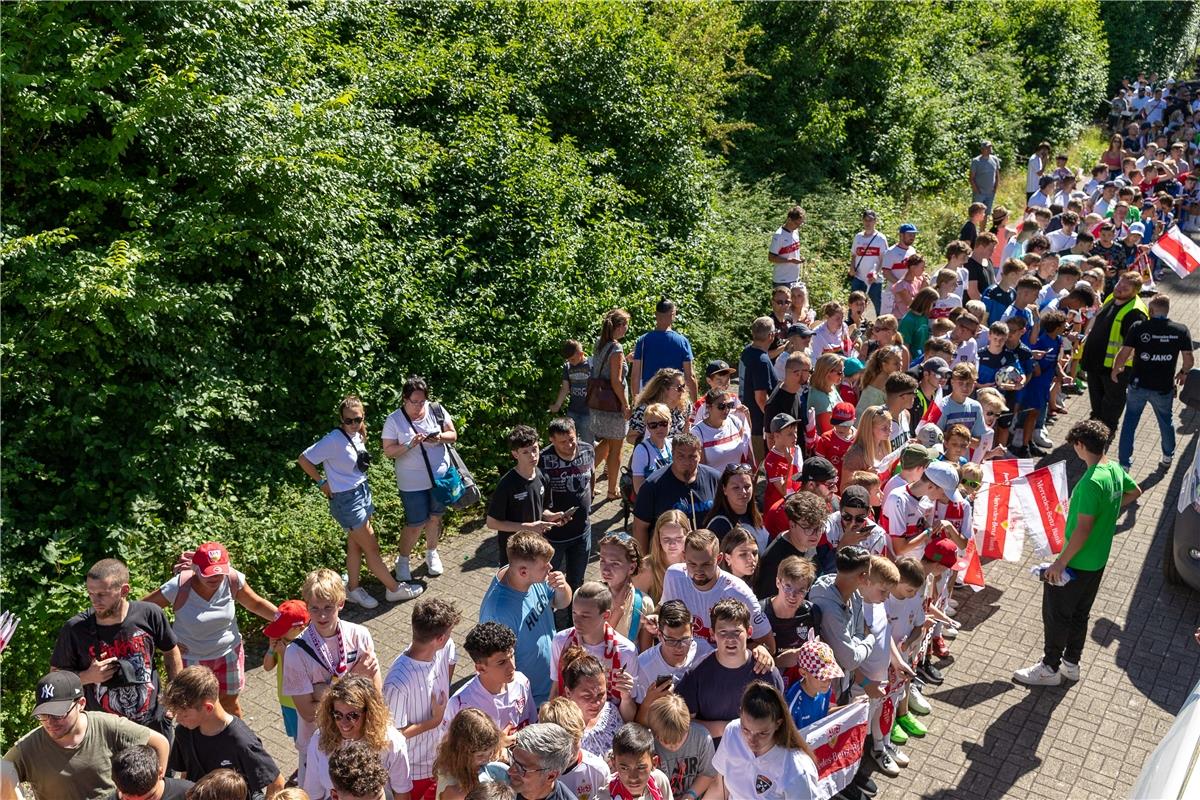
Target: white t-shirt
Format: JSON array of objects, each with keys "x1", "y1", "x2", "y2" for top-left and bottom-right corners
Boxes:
[
  {"x1": 559, "y1": 749, "x2": 612, "y2": 800},
  {"x1": 1037, "y1": 283, "x2": 1067, "y2": 310},
  {"x1": 381, "y1": 404, "x2": 454, "y2": 492},
  {"x1": 550, "y1": 628, "x2": 639, "y2": 687},
  {"x1": 861, "y1": 601, "x2": 890, "y2": 681},
  {"x1": 712, "y1": 720, "x2": 823, "y2": 800},
  {"x1": 303, "y1": 728, "x2": 412, "y2": 800},
  {"x1": 446, "y1": 672, "x2": 537, "y2": 732},
  {"x1": 953, "y1": 337, "x2": 979, "y2": 367},
  {"x1": 809, "y1": 323, "x2": 851, "y2": 359},
  {"x1": 884, "y1": 592, "x2": 926, "y2": 645},
  {"x1": 851, "y1": 231, "x2": 888, "y2": 283},
  {"x1": 880, "y1": 244, "x2": 915, "y2": 316},
  {"x1": 691, "y1": 416, "x2": 752, "y2": 472},
  {"x1": 1047, "y1": 230, "x2": 1077, "y2": 252},
  {"x1": 1026, "y1": 153, "x2": 1044, "y2": 193},
  {"x1": 301, "y1": 429, "x2": 368, "y2": 493},
  {"x1": 881, "y1": 486, "x2": 934, "y2": 554},
  {"x1": 383, "y1": 641, "x2": 457, "y2": 779},
  {"x1": 159, "y1": 570, "x2": 245, "y2": 660},
  {"x1": 770, "y1": 227, "x2": 802, "y2": 285},
  {"x1": 283, "y1": 621, "x2": 377, "y2": 771},
  {"x1": 930, "y1": 294, "x2": 962, "y2": 320},
  {"x1": 661, "y1": 564, "x2": 771, "y2": 643},
  {"x1": 632, "y1": 639, "x2": 715, "y2": 702},
  {"x1": 1028, "y1": 190, "x2": 1050, "y2": 210}
]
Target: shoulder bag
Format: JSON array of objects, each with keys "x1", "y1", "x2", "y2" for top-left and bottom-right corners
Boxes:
[
  {"x1": 401, "y1": 404, "x2": 479, "y2": 510},
  {"x1": 586, "y1": 342, "x2": 625, "y2": 413}
]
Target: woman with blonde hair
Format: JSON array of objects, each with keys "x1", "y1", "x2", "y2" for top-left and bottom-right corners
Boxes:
[
  {"x1": 855, "y1": 346, "x2": 904, "y2": 416},
  {"x1": 808, "y1": 353, "x2": 846, "y2": 435},
  {"x1": 840, "y1": 406, "x2": 894, "y2": 490},
  {"x1": 627, "y1": 368, "x2": 690, "y2": 442},
  {"x1": 628, "y1": 402, "x2": 673, "y2": 497},
  {"x1": 1100, "y1": 132, "x2": 1126, "y2": 171},
  {"x1": 632, "y1": 509, "x2": 691, "y2": 603},
  {"x1": 433, "y1": 707, "x2": 507, "y2": 800},
  {"x1": 303, "y1": 676, "x2": 412, "y2": 800},
  {"x1": 590, "y1": 308, "x2": 632, "y2": 500}
]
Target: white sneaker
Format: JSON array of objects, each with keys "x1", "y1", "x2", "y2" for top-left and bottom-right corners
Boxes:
[
  {"x1": 907, "y1": 685, "x2": 931, "y2": 715},
  {"x1": 426, "y1": 549, "x2": 444, "y2": 577},
  {"x1": 346, "y1": 587, "x2": 379, "y2": 609},
  {"x1": 1033, "y1": 429, "x2": 1054, "y2": 449},
  {"x1": 948, "y1": 598, "x2": 960, "y2": 609},
  {"x1": 1160, "y1": 454, "x2": 1174, "y2": 467},
  {"x1": 1013, "y1": 661, "x2": 1062, "y2": 686},
  {"x1": 868, "y1": 748, "x2": 901, "y2": 777},
  {"x1": 1011, "y1": 430, "x2": 1025, "y2": 448},
  {"x1": 1059, "y1": 660, "x2": 1080, "y2": 681},
  {"x1": 885, "y1": 741, "x2": 910, "y2": 768},
  {"x1": 394, "y1": 556, "x2": 412, "y2": 582},
  {"x1": 942, "y1": 625, "x2": 958, "y2": 639},
  {"x1": 944, "y1": 604, "x2": 957, "y2": 618},
  {"x1": 385, "y1": 583, "x2": 424, "y2": 602}
]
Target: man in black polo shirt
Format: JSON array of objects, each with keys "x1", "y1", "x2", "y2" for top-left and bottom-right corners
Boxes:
[
  {"x1": 631, "y1": 433, "x2": 720, "y2": 551},
  {"x1": 1113, "y1": 293, "x2": 1194, "y2": 470}
]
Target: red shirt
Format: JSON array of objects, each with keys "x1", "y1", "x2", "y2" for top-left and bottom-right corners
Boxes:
[
  {"x1": 814, "y1": 430, "x2": 854, "y2": 480},
  {"x1": 763, "y1": 448, "x2": 801, "y2": 509}
]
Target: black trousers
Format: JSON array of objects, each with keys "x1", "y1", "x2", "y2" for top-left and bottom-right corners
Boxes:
[
  {"x1": 1085, "y1": 367, "x2": 1127, "y2": 433},
  {"x1": 1042, "y1": 567, "x2": 1104, "y2": 670}
]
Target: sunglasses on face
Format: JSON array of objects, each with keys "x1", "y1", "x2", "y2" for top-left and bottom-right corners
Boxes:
[
  {"x1": 646, "y1": 421, "x2": 669, "y2": 430},
  {"x1": 962, "y1": 479, "x2": 982, "y2": 489},
  {"x1": 342, "y1": 416, "x2": 364, "y2": 425},
  {"x1": 332, "y1": 710, "x2": 362, "y2": 723},
  {"x1": 717, "y1": 402, "x2": 737, "y2": 411},
  {"x1": 841, "y1": 511, "x2": 868, "y2": 524}
]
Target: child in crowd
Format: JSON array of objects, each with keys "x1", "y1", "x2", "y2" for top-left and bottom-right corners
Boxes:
[
  {"x1": 822, "y1": 486, "x2": 888, "y2": 565},
  {"x1": 815, "y1": 401, "x2": 857, "y2": 479},
  {"x1": 449, "y1": 621, "x2": 537, "y2": 734},
  {"x1": 283, "y1": 568, "x2": 380, "y2": 782},
  {"x1": 982, "y1": 258, "x2": 1024, "y2": 323},
  {"x1": 262, "y1": 599, "x2": 308, "y2": 765},
  {"x1": 646, "y1": 694, "x2": 717, "y2": 800},
  {"x1": 1012, "y1": 309, "x2": 1068, "y2": 457},
  {"x1": 885, "y1": 558, "x2": 931, "y2": 749},
  {"x1": 942, "y1": 424, "x2": 972, "y2": 465},
  {"x1": 595, "y1": 723, "x2": 672, "y2": 800},
  {"x1": 973, "y1": 388, "x2": 1009, "y2": 461},
  {"x1": 538, "y1": 698, "x2": 610, "y2": 800},
  {"x1": 784, "y1": 639, "x2": 843, "y2": 730},
  {"x1": 717, "y1": 526, "x2": 760, "y2": 584},
  {"x1": 383, "y1": 597, "x2": 462, "y2": 800},
  {"x1": 764, "y1": 556, "x2": 823, "y2": 677},
  {"x1": 915, "y1": 539, "x2": 966, "y2": 688},
  {"x1": 931, "y1": 269, "x2": 963, "y2": 320},
  {"x1": 857, "y1": 556, "x2": 907, "y2": 777},
  {"x1": 882, "y1": 460, "x2": 961, "y2": 558},
  {"x1": 850, "y1": 470, "x2": 885, "y2": 517},
  {"x1": 485, "y1": 425, "x2": 565, "y2": 566},
  {"x1": 433, "y1": 707, "x2": 507, "y2": 800},
  {"x1": 763, "y1": 413, "x2": 803, "y2": 512},
  {"x1": 548, "y1": 339, "x2": 593, "y2": 444},
  {"x1": 925, "y1": 363, "x2": 987, "y2": 451},
  {"x1": 892, "y1": 254, "x2": 927, "y2": 319},
  {"x1": 550, "y1": 582, "x2": 639, "y2": 700}
]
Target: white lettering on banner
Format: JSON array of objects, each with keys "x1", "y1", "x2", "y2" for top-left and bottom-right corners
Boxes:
[{"x1": 800, "y1": 702, "x2": 869, "y2": 798}]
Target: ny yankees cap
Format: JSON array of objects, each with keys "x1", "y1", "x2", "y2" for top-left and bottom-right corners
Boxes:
[{"x1": 33, "y1": 671, "x2": 83, "y2": 717}]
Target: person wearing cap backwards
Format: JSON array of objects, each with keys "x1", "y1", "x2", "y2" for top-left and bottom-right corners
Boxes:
[
  {"x1": 629, "y1": 299, "x2": 698, "y2": 399},
  {"x1": 850, "y1": 210, "x2": 888, "y2": 315},
  {"x1": 51, "y1": 558, "x2": 182, "y2": 741},
  {"x1": 1, "y1": 670, "x2": 170, "y2": 800},
  {"x1": 1014, "y1": 420, "x2": 1141, "y2": 687},
  {"x1": 143, "y1": 542, "x2": 279, "y2": 719},
  {"x1": 880, "y1": 223, "x2": 918, "y2": 317},
  {"x1": 970, "y1": 141, "x2": 1001, "y2": 217}
]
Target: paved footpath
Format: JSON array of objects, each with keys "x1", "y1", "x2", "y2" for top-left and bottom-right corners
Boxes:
[{"x1": 238, "y1": 274, "x2": 1200, "y2": 800}]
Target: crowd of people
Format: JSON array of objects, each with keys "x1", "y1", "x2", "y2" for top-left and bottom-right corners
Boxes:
[{"x1": 4, "y1": 72, "x2": 1199, "y2": 800}]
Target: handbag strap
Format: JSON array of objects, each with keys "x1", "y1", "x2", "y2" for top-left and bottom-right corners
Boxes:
[
  {"x1": 400, "y1": 405, "x2": 437, "y2": 484},
  {"x1": 591, "y1": 342, "x2": 615, "y2": 378}
]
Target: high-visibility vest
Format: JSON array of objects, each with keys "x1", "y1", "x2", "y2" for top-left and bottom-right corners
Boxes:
[{"x1": 1103, "y1": 296, "x2": 1149, "y2": 368}]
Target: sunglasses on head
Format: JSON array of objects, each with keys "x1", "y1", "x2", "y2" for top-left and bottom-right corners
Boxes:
[{"x1": 724, "y1": 463, "x2": 754, "y2": 475}]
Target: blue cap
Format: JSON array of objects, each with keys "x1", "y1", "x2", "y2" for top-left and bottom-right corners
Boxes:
[{"x1": 898, "y1": 223, "x2": 918, "y2": 234}]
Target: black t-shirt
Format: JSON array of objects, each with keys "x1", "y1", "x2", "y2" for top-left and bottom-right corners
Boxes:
[
  {"x1": 965, "y1": 257, "x2": 993, "y2": 294},
  {"x1": 1082, "y1": 300, "x2": 1149, "y2": 371},
  {"x1": 487, "y1": 467, "x2": 547, "y2": 526},
  {"x1": 959, "y1": 221, "x2": 978, "y2": 248},
  {"x1": 632, "y1": 464, "x2": 720, "y2": 530},
  {"x1": 169, "y1": 717, "x2": 279, "y2": 798},
  {"x1": 764, "y1": 599, "x2": 823, "y2": 651},
  {"x1": 754, "y1": 537, "x2": 812, "y2": 600},
  {"x1": 1125, "y1": 317, "x2": 1193, "y2": 392},
  {"x1": 538, "y1": 443, "x2": 595, "y2": 542},
  {"x1": 739, "y1": 344, "x2": 778, "y2": 435},
  {"x1": 106, "y1": 778, "x2": 194, "y2": 800},
  {"x1": 1090, "y1": 241, "x2": 1129, "y2": 270},
  {"x1": 51, "y1": 602, "x2": 178, "y2": 727}
]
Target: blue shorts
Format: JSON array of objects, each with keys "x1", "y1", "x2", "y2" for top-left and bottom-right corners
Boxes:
[
  {"x1": 281, "y1": 705, "x2": 299, "y2": 739},
  {"x1": 329, "y1": 481, "x2": 375, "y2": 531},
  {"x1": 400, "y1": 488, "x2": 446, "y2": 526}
]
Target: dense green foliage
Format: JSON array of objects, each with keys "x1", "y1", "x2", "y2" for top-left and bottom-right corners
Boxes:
[
  {"x1": 1100, "y1": 0, "x2": 1200, "y2": 90},
  {"x1": 0, "y1": 0, "x2": 1178, "y2": 743}
]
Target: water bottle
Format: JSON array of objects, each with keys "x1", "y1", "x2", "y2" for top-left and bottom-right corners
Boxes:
[{"x1": 1032, "y1": 563, "x2": 1076, "y2": 586}]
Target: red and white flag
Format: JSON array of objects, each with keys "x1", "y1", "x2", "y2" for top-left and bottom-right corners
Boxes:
[
  {"x1": 801, "y1": 702, "x2": 869, "y2": 798},
  {"x1": 1013, "y1": 461, "x2": 1069, "y2": 557},
  {"x1": 975, "y1": 459, "x2": 1037, "y2": 561},
  {"x1": 961, "y1": 539, "x2": 986, "y2": 590},
  {"x1": 1152, "y1": 225, "x2": 1200, "y2": 279}
]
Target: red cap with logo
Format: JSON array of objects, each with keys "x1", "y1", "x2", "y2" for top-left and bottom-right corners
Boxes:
[
  {"x1": 923, "y1": 537, "x2": 969, "y2": 571},
  {"x1": 831, "y1": 402, "x2": 857, "y2": 425},
  {"x1": 264, "y1": 599, "x2": 310, "y2": 638},
  {"x1": 191, "y1": 541, "x2": 231, "y2": 577}
]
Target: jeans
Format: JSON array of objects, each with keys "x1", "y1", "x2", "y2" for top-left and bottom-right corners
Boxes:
[
  {"x1": 1042, "y1": 567, "x2": 1104, "y2": 670},
  {"x1": 973, "y1": 193, "x2": 996, "y2": 217},
  {"x1": 1085, "y1": 368, "x2": 1127, "y2": 433},
  {"x1": 849, "y1": 277, "x2": 883, "y2": 316},
  {"x1": 550, "y1": 526, "x2": 592, "y2": 591},
  {"x1": 1118, "y1": 384, "x2": 1176, "y2": 468},
  {"x1": 567, "y1": 409, "x2": 593, "y2": 445}
]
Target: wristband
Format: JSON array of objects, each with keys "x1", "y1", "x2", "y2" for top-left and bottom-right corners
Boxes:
[
  {"x1": 859, "y1": 678, "x2": 872, "y2": 689},
  {"x1": 316, "y1": 479, "x2": 327, "y2": 488},
  {"x1": 683, "y1": 792, "x2": 699, "y2": 800}
]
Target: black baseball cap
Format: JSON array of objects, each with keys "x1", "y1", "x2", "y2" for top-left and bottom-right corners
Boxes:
[
  {"x1": 800, "y1": 457, "x2": 838, "y2": 483},
  {"x1": 33, "y1": 671, "x2": 84, "y2": 717},
  {"x1": 840, "y1": 485, "x2": 871, "y2": 510},
  {"x1": 706, "y1": 360, "x2": 736, "y2": 378}
]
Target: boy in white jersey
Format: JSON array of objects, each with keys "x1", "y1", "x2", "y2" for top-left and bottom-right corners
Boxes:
[
  {"x1": 633, "y1": 599, "x2": 715, "y2": 724},
  {"x1": 383, "y1": 597, "x2": 461, "y2": 800},
  {"x1": 448, "y1": 621, "x2": 536, "y2": 737},
  {"x1": 550, "y1": 582, "x2": 639, "y2": 699},
  {"x1": 880, "y1": 223, "x2": 918, "y2": 316},
  {"x1": 282, "y1": 568, "x2": 381, "y2": 782},
  {"x1": 661, "y1": 528, "x2": 773, "y2": 647},
  {"x1": 881, "y1": 462, "x2": 961, "y2": 559},
  {"x1": 850, "y1": 209, "x2": 888, "y2": 314}
]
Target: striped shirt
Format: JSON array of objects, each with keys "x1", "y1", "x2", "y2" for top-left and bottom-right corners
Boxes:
[{"x1": 383, "y1": 641, "x2": 457, "y2": 780}]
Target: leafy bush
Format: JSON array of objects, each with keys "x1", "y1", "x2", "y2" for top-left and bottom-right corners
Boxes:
[{"x1": 1100, "y1": 1, "x2": 1200, "y2": 88}]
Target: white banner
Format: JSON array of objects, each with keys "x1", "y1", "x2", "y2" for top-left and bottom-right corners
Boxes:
[{"x1": 800, "y1": 701, "x2": 869, "y2": 798}]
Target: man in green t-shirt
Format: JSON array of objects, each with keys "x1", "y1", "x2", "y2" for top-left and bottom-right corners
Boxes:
[{"x1": 1014, "y1": 420, "x2": 1140, "y2": 687}]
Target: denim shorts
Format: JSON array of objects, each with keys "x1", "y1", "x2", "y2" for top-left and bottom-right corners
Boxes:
[
  {"x1": 400, "y1": 488, "x2": 446, "y2": 526},
  {"x1": 329, "y1": 481, "x2": 375, "y2": 531}
]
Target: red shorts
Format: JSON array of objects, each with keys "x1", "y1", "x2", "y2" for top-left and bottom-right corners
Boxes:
[
  {"x1": 411, "y1": 777, "x2": 437, "y2": 800},
  {"x1": 185, "y1": 642, "x2": 246, "y2": 695}
]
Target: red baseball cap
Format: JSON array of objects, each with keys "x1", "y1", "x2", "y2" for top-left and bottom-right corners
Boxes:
[
  {"x1": 831, "y1": 402, "x2": 857, "y2": 425},
  {"x1": 923, "y1": 538, "x2": 969, "y2": 570},
  {"x1": 192, "y1": 541, "x2": 230, "y2": 577},
  {"x1": 263, "y1": 599, "x2": 310, "y2": 638}
]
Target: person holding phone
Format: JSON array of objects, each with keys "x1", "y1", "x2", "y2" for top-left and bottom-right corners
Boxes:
[{"x1": 539, "y1": 417, "x2": 595, "y2": 593}]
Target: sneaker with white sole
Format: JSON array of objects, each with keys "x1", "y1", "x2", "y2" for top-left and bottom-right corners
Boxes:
[
  {"x1": 942, "y1": 625, "x2": 958, "y2": 639},
  {"x1": 868, "y1": 748, "x2": 901, "y2": 778},
  {"x1": 385, "y1": 583, "x2": 424, "y2": 602},
  {"x1": 394, "y1": 556, "x2": 412, "y2": 582},
  {"x1": 944, "y1": 604, "x2": 957, "y2": 618},
  {"x1": 885, "y1": 741, "x2": 910, "y2": 768},
  {"x1": 1160, "y1": 454, "x2": 1174, "y2": 468},
  {"x1": 346, "y1": 587, "x2": 379, "y2": 609},
  {"x1": 947, "y1": 597, "x2": 960, "y2": 609},
  {"x1": 1033, "y1": 429, "x2": 1053, "y2": 449},
  {"x1": 426, "y1": 550, "x2": 444, "y2": 577},
  {"x1": 1013, "y1": 661, "x2": 1062, "y2": 686},
  {"x1": 907, "y1": 684, "x2": 931, "y2": 715},
  {"x1": 1059, "y1": 660, "x2": 1080, "y2": 681}
]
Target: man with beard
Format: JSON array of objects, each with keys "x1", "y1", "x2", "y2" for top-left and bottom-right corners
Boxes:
[{"x1": 52, "y1": 559, "x2": 182, "y2": 742}]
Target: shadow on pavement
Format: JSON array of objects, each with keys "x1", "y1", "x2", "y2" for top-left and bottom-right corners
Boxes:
[
  {"x1": 925, "y1": 679, "x2": 1014, "y2": 709},
  {"x1": 922, "y1": 683, "x2": 1070, "y2": 800}
]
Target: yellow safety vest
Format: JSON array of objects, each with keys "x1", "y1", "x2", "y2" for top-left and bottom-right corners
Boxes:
[{"x1": 1103, "y1": 296, "x2": 1149, "y2": 368}]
